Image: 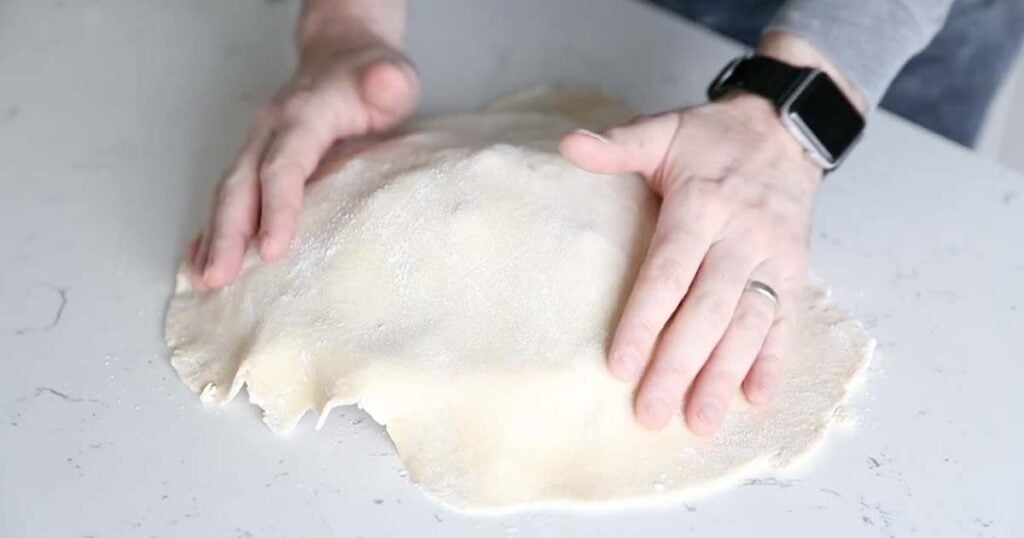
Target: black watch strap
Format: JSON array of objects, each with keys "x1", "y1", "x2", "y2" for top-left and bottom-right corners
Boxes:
[
  {"x1": 707, "y1": 56, "x2": 810, "y2": 107},
  {"x1": 707, "y1": 54, "x2": 865, "y2": 171}
]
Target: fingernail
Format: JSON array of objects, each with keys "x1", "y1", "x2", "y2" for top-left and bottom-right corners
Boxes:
[
  {"x1": 697, "y1": 401, "x2": 724, "y2": 426},
  {"x1": 574, "y1": 128, "x2": 607, "y2": 143}
]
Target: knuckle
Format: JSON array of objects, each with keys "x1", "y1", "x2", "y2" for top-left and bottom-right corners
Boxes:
[
  {"x1": 690, "y1": 291, "x2": 735, "y2": 325},
  {"x1": 702, "y1": 366, "x2": 745, "y2": 390},
  {"x1": 280, "y1": 92, "x2": 318, "y2": 121},
  {"x1": 646, "y1": 254, "x2": 691, "y2": 295},
  {"x1": 685, "y1": 177, "x2": 721, "y2": 202},
  {"x1": 733, "y1": 303, "x2": 773, "y2": 333},
  {"x1": 268, "y1": 196, "x2": 303, "y2": 216},
  {"x1": 651, "y1": 220, "x2": 707, "y2": 251},
  {"x1": 626, "y1": 317, "x2": 660, "y2": 347},
  {"x1": 657, "y1": 356, "x2": 692, "y2": 386},
  {"x1": 213, "y1": 180, "x2": 240, "y2": 206},
  {"x1": 674, "y1": 222, "x2": 711, "y2": 247},
  {"x1": 261, "y1": 157, "x2": 309, "y2": 183}
]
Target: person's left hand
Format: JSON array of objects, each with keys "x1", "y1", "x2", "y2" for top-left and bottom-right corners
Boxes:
[{"x1": 560, "y1": 93, "x2": 822, "y2": 436}]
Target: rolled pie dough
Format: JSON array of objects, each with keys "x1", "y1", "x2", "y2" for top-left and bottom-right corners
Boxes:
[{"x1": 165, "y1": 89, "x2": 874, "y2": 511}]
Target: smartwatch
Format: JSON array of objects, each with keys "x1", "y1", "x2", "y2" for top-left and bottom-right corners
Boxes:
[{"x1": 707, "y1": 55, "x2": 865, "y2": 170}]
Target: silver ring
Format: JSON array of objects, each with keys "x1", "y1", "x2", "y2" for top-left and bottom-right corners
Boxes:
[{"x1": 745, "y1": 280, "x2": 779, "y2": 311}]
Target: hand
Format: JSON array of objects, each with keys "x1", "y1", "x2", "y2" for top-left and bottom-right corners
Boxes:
[
  {"x1": 189, "y1": 37, "x2": 420, "y2": 289},
  {"x1": 560, "y1": 93, "x2": 822, "y2": 436}
]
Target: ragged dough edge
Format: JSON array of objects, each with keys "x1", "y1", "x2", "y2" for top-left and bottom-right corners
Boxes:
[
  {"x1": 166, "y1": 264, "x2": 875, "y2": 512},
  {"x1": 163, "y1": 88, "x2": 877, "y2": 510},
  {"x1": 168, "y1": 283, "x2": 356, "y2": 434}
]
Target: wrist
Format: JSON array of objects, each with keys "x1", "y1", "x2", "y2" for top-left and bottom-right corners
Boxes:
[
  {"x1": 297, "y1": 0, "x2": 405, "y2": 61},
  {"x1": 298, "y1": 29, "x2": 396, "y2": 67},
  {"x1": 708, "y1": 39, "x2": 867, "y2": 172},
  {"x1": 715, "y1": 93, "x2": 825, "y2": 183},
  {"x1": 757, "y1": 31, "x2": 867, "y2": 114}
]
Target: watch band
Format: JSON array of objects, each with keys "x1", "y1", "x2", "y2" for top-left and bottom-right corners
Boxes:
[
  {"x1": 707, "y1": 55, "x2": 810, "y2": 107},
  {"x1": 707, "y1": 54, "x2": 865, "y2": 171}
]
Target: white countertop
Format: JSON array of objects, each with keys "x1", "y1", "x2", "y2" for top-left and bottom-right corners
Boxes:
[{"x1": 2, "y1": 1, "x2": 1022, "y2": 536}]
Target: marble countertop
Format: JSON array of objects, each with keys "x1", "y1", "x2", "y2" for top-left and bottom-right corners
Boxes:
[{"x1": 1, "y1": 1, "x2": 1021, "y2": 536}]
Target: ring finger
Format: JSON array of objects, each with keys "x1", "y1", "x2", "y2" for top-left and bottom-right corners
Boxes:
[
  {"x1": 633, "y1": 242, "x2": 758, "y2": 429},
  {"x1": 685, "y1": 267, "x2": 779, "y2": 435}
]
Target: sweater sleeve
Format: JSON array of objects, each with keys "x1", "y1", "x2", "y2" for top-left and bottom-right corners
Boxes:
[{"x1": 767, "y1": 0, "x2": 955, "y2": 105}]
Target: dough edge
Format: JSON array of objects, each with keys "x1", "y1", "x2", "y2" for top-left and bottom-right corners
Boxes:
[{"x1": 163, "y1": 87, "x2": 877, "y2": 512}]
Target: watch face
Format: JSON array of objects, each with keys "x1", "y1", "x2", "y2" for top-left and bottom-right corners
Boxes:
[{"x1": 786, "y1": 72, "x2": 864, "y2": 165}]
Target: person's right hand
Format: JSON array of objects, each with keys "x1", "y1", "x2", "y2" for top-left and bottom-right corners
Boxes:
[{"x1": 189, "y1": 38, "x2": 420, "y2": 289}]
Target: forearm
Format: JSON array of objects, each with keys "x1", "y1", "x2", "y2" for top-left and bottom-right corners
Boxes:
[
  {"x1": 297, "y1": 0, "x2": 406, "y2": 56},
  {"x1": 766, "y1": 0, "x2": 954, "y2": 107}
]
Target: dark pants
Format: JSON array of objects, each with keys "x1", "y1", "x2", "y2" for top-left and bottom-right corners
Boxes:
[{"x1": 649, "y1": 0, "x2": 1024, "y2": 147}]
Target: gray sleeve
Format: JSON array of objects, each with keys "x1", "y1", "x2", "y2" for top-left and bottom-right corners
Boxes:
[{"x1": 766, "y1": 0, "x2": 954, "y2": 105}]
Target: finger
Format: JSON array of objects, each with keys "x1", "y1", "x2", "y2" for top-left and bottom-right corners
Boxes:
[
  {"x1": 361, "y1": 59, "x2": 420, "y2": 122},
  {"x1": 187, "y1": 233, "x2": 201, "y2": 267},
  {"x1": 634, "y1": 242, "x2": 758, "y2": 429},
  {"x1": 257, "y1": 120, "x2": 336, "y2": 260},
  {"x1": 607, "y1": 208, "x2": 712, "y2": 382},
  {"x1": 204, "y1": 177, "x2": 261, "y2": 287},
  {"x1": 201, "y1": 127, "x2": 270, "y2": 288},
  {"x1": 686, "y1": 275, "x2": 778, "y2": 435},
  {"x1": 559, "y1": 113, "x2": 680, "y2": 178},
  {"x1": 191, "y1": 230, "x2": 210, "y2": 289},
  {"x1": 743, "y1": 315, "x2": 791, "y2": 405}
]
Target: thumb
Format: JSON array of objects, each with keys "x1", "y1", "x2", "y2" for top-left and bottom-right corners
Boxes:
[
  {"x1": 559, "y1": 112, "x2": 680, "y2": 178},
  {"x1": 361, "y1": 59, "x2": 420, "y2": 120}
]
